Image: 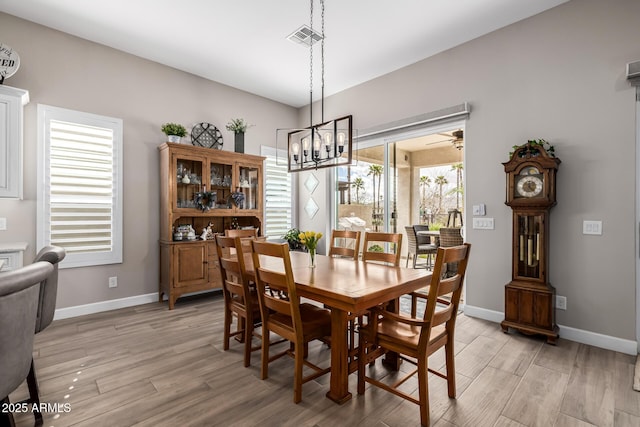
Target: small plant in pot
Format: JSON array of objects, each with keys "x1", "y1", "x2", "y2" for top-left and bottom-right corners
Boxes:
[
  {"x1": 226, "y1": 118, "x2": 252, "y2": 153},
  {"x1": 283, "y1": 228, "x2": 305, "y2": 252},
  {"x1": 161, "y1": 123, "x2": 187, "y2": 143}
]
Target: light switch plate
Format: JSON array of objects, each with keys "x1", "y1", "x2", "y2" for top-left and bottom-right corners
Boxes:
[
  {"x1": 472, "y1": 217, "x2": 494, "y2": 230},
  {"x1": 472, "y1": 204, "x2": 486, "y2": 216},
  {"x1": 0, "y1": 218, "x2": 6, "y2": 230},
  {"x1": 583, "y1": 220, "x2": 602, "y2": 235}
]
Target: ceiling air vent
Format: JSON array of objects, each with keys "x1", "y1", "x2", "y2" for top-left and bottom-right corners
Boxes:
[{"x1": 287, "y1": 25, "x2": 323, "y2": 47}]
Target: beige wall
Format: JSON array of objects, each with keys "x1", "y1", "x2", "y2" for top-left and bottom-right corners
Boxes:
[
  {"x1": 0, "y1": 13, "x2": 298, "y2": 308},
  {"x1": 300, "y1": 0, "x2": 640, "y2": 342},
  {"x1": 2, "y1": 0, "x2": 639, "y2": 344}
]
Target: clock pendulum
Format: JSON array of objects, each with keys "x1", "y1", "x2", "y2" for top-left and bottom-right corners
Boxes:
[{"x1": 501, "y1": 141, "x2": 561, "y2": 344}]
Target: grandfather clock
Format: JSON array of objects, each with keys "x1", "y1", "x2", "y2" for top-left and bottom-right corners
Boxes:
[{"x1": 501, "y1": 141, "x2": 560, "y2": 344}]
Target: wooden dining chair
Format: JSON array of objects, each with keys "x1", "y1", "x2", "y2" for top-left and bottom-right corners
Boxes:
[
  {"x1": 225, "y1": 228, "x2": 258, "y2": 238},
  {"x1": 328, "y1": 229, "x2": 361, "y2": 260},
  {"x1": 251, "y1": 240, "x2": 331, "y2": 403},
  {"x1": 362, "y1": 231, "x2": 403, "y2": 266},
  {"x1": 215, "y1": 235, "x2": 261, "y2": 367},
  {"x1": 357, "y1": 243, "x2": 471, "y2": 427}
]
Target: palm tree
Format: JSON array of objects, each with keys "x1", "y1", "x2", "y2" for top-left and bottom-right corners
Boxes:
[
  {"x1": 450, "y1": 163, "x2": 463, "y2": 209},
  {"x1": 434, "y1": 175, "x2": 448, "y2": 217},
  {"x1": 419, "y1": 175, "x2": 431, "y2": 223},
  {"x1": 351, "y1": 177, "x2": 365, "y2": 204},
  {"x1": 368, "y1": 164, "x2": 384, "y2": 230}
]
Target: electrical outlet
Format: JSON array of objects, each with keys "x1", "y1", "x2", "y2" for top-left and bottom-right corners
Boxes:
[
  {"x1": 0, "y1": 218, "x2": 6, "y2": 230},
  {"x1": 108, "y1": 276, "x2": 118, "y2": 288},
  {"x1": 472, "y1": 204, "x2": 486, "y2": 216},
  {"x1": 556, "y1": 295, "x2": 567, "y2": 310}
]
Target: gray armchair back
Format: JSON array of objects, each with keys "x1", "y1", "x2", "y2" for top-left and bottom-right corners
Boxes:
[
  {"x1": 33, "y1": 245, "x2": 66, "y2": 333},
  {"x1": 0, "y1": 261, "x2": 54, "y2": 401}
]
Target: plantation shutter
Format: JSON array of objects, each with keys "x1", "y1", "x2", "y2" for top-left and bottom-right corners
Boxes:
[
  {"x1": 263, "y1": 148, "x2": 294, "y2": 239},
  {"x1": 38, "y1": 105, "x2": 123, "y2": 268}
]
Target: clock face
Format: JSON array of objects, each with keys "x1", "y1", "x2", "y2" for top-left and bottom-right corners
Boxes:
[{"x1": 516, "y1": 174, "x2": 543, "y2": 198}]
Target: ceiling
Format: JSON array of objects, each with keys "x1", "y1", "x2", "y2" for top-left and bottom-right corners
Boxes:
[{"x1": 0, "y1": 0, "x2": 568, "y2": 107}]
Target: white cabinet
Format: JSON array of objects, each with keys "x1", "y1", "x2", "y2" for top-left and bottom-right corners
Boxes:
[{"x1": 0, "y1": 85, "x2": 29, "y2": 199}]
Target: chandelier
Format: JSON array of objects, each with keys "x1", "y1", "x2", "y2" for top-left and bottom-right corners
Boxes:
[{"x1": 287, "y1": 0, "x2": 353, "y2": 173}]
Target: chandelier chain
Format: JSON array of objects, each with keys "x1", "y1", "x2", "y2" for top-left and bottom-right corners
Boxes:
[
  {"x1": 309, "y1": 0, "x2": 314, "y2": 126},
  {"x1": 321, "y1": 0, "x2": 325, "y2": 122}
]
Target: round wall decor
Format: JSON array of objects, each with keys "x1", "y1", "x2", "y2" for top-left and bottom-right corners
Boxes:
[
  {"x1": 191, "y1": 123, "x2": 223, "y2": 149},
  {"x1": 0, "y1": 43, "x2": 20, "y2": 83}
]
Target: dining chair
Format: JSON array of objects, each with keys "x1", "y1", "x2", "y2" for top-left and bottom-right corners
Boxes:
[
  {"x1": 1, "y1": 261, "x2": 54, "y2": 427},
  {"x1": 225, "y1": 228, "x2": 258, "y2": 238},
  {"x1": 250, "y1": 240, "x2": 331, "y2": 403},
  {"x1": 439, "y1": 227, "x2": 464, "y2": 277},
  {"x1": 328, "y1": 229, "x2": 361, "y2": 260},
  {"x1": 215, "y1": 235, "x2": 261, "y2": 367},
  {"x1": 362, "y1": 232, "x2": 403, "y2": 266},
  {"x1": 357, "y1": 243, "x2": 471, "y2": 427},
  {"x1": 404, "y1": 226, "x2": 437, "y2": 269},
  {"x1": 19, "y1": 246, "x2": 66, "y2": 425}
]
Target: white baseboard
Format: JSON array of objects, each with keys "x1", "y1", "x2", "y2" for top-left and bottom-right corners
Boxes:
[
  {"x1": 53, "y1": 293, "x2": 158, "y2": 320},
  {"x1": 463, "y1": 305, "x2": 638, "y2": 356}
]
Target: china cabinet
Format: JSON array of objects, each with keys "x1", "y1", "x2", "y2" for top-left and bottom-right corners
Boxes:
[
  {"x1": 0, "y1": 85, "x2": 29, "y2": 199},
  {"x1": 158, "y1": 142, "x2": 264, "y2": 309}
]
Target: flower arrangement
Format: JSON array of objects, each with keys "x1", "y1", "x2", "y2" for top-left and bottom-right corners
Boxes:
[
  {"x1": 298, "y1": 231, "x2": 323, "y2": 267},
  {"x1": 509, "y1": 139, "x2": 555, "y2": 159},
  {"x1": 225, "y1": 118, "x2": 252, "y2": 134}
]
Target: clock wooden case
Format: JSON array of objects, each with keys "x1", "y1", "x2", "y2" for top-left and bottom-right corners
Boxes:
[{"x1": 501, "y1": 142, "x2": 561, "y2": 344}]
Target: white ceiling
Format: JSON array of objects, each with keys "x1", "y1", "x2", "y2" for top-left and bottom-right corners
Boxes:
[{"x1": 0, "y1": 0, "x2": 568, "y2": 107}]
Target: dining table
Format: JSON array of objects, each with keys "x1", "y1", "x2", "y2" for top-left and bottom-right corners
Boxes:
[{"x1": 244, "y1": 249, "x2": 430, "y2": 404}]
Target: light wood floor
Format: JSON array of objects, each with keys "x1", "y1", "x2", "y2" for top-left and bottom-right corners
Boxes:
[{"x1": 9, "y1": 293, "x2": 640, "y2": 427}]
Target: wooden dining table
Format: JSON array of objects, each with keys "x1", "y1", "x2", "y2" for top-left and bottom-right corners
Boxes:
[{"x1": 244, "y1": 249, "x2": 430, "y2": 404}]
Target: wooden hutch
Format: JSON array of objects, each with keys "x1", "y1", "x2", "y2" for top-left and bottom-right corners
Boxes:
[{"x1": 159, "y1": 142, "x2": 264, "y2": 309}]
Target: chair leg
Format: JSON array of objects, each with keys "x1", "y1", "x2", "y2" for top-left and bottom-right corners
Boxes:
[
  {"x1": 357, "y1": 335, "x2": 366, "y2": 395},
  {"x1": 1, "y1": 397, "x2": 16, "y2": 427},
  {"x1": 26, "y1": 360, "x2": 43, "y2": 426},
  {"x1": 406, "y1": 253, "x2": 410, "y2": 267},
  {"x1": 412, "y1": 254, "x2": 417, "y2": 269},
  {"x1": 243, "y1": 316, "x2": 252, "y2": 368},
  {"x1": 223, "y1": 308, "x2": 232, "y2": 351},
  {"x1": 293, "y1": 342, "x2": 304, "y2": 403},
  {"x1": 417, "y1": 357, "x2": 431, "y2": 427},
  {"x1": 260, "y1": 324, "x2": 270, "y2": 380},
  {"x1": 445, "y1": 340, "x2": 456, "y2": 398}
]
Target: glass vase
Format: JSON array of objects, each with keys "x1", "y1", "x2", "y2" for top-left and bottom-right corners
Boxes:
[{"x1": 308, "y1": 248, "x2": 316, "y2": 268}]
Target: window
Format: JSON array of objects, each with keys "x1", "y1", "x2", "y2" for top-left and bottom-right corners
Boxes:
[
  {"x1": 261, "y1": 146, "x2": 296, "y2": 238},
  {"x1": 37, "y1": 105, "x2": 123, "y2": 268}
]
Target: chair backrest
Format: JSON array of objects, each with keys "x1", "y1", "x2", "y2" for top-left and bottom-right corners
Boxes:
[
  {"x1": 439, "y1": 228, "x2": 463, "y2": 247},
  {"x1": 251, "y1": 240, "x2": 302, "y2": 341},
  {"x1": 215, "y1": 235, "x2": 253, "y2": 308},
  {"x1": 328, "y1": 229, "x2": 361, "y2": 260},
  {"x1": 0, "y1": 261, "x2": 54, "y2": 400},
  {"x1": 33, "y1": 245, "x2": 66, "y2": 333},
  {"x1": 418, "y1": 243, "x2": 471, "y2": 351},
  {"x1": 362, "y1": 232, "x2": 403, "y2": 266},
  {"x1": 226, "y1": 228, "x2": 258, "y2": 238},
  {"x1": 413, "y1": 224, "x2": 431, "y2": 245},
  {"x1": 404, "y1": 226, "x2": 418, "y2": 253}
]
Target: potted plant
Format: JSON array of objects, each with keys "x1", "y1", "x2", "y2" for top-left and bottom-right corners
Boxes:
[
  {"x1": 161, "y1": 123, "x2": 187, "y2": 143},
  {"x1": 283, "y1": 228, "x2": 304, "y2": 252},
  {"x1": 226, "y1": 118, "x2": 252, "y2": 153}
]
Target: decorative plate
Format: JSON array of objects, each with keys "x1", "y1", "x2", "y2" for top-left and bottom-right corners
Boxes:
[{"x1": 191, "y1": 123, "x2": 223, "y2": 149}]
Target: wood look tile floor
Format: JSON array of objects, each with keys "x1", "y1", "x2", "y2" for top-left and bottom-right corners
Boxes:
[{"x1": 9, "y1": 293, "x2": 640, "y2": 427}]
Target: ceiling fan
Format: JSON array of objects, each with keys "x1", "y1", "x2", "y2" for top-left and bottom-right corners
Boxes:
[{"x1": 424, "y1": 129, "x2": 464, "y2": 150}]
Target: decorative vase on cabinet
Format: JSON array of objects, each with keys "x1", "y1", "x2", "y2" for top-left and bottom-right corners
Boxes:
[{"x1": 158, "y1": 142, "x2": 265, "y2": 309}]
